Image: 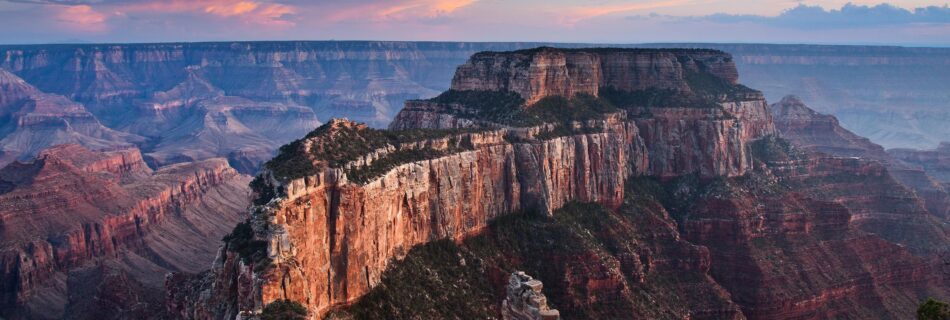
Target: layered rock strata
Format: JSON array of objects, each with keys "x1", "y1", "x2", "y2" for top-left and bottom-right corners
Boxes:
[
  {"x1": 0, "y1": 69, "x2": 142, "y2": 166},
  {"x1": 772, "y1": 95, "x2": 950, "y2": 218},
  {"x1": 168, "y1": 48, "x2": 776, "y2": 319},
  {"x1": 451, "y1": 47, "x2": 739, "y2": 104},
  {"x1": 0, "y1": 144, "x2": 250, "y2": 319}
]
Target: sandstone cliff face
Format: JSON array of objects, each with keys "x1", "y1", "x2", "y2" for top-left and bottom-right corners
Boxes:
[
  {"x1": 772, "y1": 95, "x2": 950, "y2": 219},
  {"x1": 170, "y1": 48, "x2": 779, "y2": 319},
  {"x1": 0, "y1": 144, "x2": 250, "y2": 319},
  {"x1": 169, "y1": 47, "x2": 948, "y2": 320},
  {"x1": 451, "y1": 47, "x2": 739, "y2": 104}
]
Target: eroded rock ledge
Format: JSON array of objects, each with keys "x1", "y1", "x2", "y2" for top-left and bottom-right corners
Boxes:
[
  {"x1": 165, "y1": 47, "x2": 776, "y2": 319},
  {"x1": 502, "y1": 271, "x2": 560, "y2": 320}
]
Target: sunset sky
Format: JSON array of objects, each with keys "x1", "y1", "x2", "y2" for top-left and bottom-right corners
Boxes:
[{"x1": 2, "y1": 0, "x2": 950, "y2": 45}]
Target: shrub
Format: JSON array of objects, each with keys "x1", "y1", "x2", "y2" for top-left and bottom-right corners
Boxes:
[
  {"x1": 261, "y1": 299, "x2": 308, "y2": 320},
  {"x1": 918, "y1": 298, "x2": 950, "y2": 320},
  {"x1": 223, "y1": 220, "x2": 270, "y2": 267}
]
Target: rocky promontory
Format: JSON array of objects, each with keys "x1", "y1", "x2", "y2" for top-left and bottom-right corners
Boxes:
[{"x1": 166, "y1": 47, "x2": 949, "y2": 320}]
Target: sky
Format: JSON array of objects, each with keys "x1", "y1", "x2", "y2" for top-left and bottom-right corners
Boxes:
[{"x1": 1, "y1": 0, "x2": 950, "y2": 46}]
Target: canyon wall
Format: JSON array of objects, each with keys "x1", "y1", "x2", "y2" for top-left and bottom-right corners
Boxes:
[
  {"x1": 771, "y1": 95, "x2": 950, "y2": 219},
  {"x1": 450, "y1": 47, "x2": 738, "y2": 104},
  {"x1": 168, "y1": 48, "x2": 782, "y2": 319},
  {"x1": 0, "y1": 144, "x2": 250, "y2": 319}
]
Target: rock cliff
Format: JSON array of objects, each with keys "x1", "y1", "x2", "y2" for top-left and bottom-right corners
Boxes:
[
  {"x1": 0, "y1": 144, "x2": 250, "y2": 319},
  {"x1": 772, "y1": 95, "x2": 950, "y2": 218},
  {"x1": 451, "y1": 47, "x2": 740, "y2": 104},
  {"x1": 166, "y1": 47, "x2": 948, "y2": 320},
  {"x1": 168, "y1": 47, "x2": 779, "y2": 319}
]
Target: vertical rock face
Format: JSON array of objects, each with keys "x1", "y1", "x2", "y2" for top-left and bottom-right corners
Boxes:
[
  {"x1": 891, "y1": 143, "x2": 950, "y2": 184},
  {"x1": 169, "y1": 47, "x2": 948, "y2": 320},
  {"x1": 450, "y1": 47, "x2": 740, "y2": 104},
  {"x1": 772, "y1": 95, "x2": 950, "y2": 218},
  {"x1": 171, "y1": 48, "x2": 780, "y2": 319},
  {"x1": 502, "y1": 272, "x2": 560, "y2": 320},
  {"x1": 0, "y1": 144, "x2": 250, "y2": 319}
]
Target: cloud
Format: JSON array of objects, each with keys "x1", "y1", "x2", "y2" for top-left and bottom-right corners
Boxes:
[
  {"x1": 559, "y1": 0, "x2": 695, "y2": 25},
  {"x1": 702, "y1": 3, "x2": 950, "y2": 29},
  {"x1": 322, "y1": 0, "x2": 478, "y2": 22},
  {"x1": 51, "y1": 4, "x2": 106, "y2": 31},
  {"x1": 10, "y1": 0, "x2": 299, "y2": 28}
]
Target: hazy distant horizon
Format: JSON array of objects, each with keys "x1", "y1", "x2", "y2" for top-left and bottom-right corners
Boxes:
[
  {"x1": 2, "y1": 1, "x2": 950, "y2": 46},
  {"x1": 2, "y1": 39, "x2": 950, "y2": 49}
]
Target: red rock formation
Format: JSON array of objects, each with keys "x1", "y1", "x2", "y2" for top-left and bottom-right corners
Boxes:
[
  {"x1": 170, "y1": 48, "x2": 779, "y2": 319},
  {"x1": 169, "y1": 48, "x2": 948, "y2": 320},
  {"x1": 680, "y1": 139, "x2": 950, "y2": 319},
  {"x1": 891, "y1": 143, "x2": 950, "y2": 184},
  {"x1": 0, "y1": 69, "x2": 142, "y2": 166},
  {"x1": 0, "y1": 144, "x2": 250, "y2": 319},
  {"x1": 451, "y1": 47, "x2": 740, "y2": 104},
  {"x1": 772, "y1": 95, "x2": 950, "y2": 218}
]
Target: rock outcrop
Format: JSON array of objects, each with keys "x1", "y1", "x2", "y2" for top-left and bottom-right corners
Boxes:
[
  {"x1": 451, "y1": 47, "x2": 739, "y2": 104},
  {"x1": 0, "y1": 69, "x2": 143, "y2": 166},
  {"x1": 0, "y1": 144, "x2": 251, "y2": 319},
  {"x1": 169, "y1": 47, "x2": 778, "y2": 319},
  {"x1": 772, "y1": 95, "x2": 950, "y2": 218},
  {"x1": 502, "y1": 272, "x2": 560, "y2": 320},
  {"x1": 166, "y1": 47, "x2": 949, "y2": 320}
]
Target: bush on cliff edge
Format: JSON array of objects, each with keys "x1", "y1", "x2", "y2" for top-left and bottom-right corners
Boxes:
[
  {"x1": 261, "y1": 299, "x2": 308, "y2": 320},
  {"x1": 918, "y1": 298, "x2": 950, "y2": 320}
]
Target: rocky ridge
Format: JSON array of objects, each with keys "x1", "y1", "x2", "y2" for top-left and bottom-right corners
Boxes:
[
  {"x1": 165, "y1": 47, "x2": 949, "y2": 320},
  {"x1": 0, "y1": 144, "x2": 251, "y2": 319},
  {"x1": 0, "y1": 69, "x2": 142, "y2": 167},
  {"x1": 166, "y1": 47, "x2": 779, "y2": 319},
  {"x1": 772, "y1": 95, "x2": 950, "y2": 218}
]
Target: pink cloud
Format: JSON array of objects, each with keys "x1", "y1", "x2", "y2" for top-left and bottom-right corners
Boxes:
[
  {"x1": 59, "y1": 0, "x2": 299, "y2": 28},
  {"x1": 52, "y1": 4, "x2": 107, "y2": 31},
  {"x1": 204, "y1": 1, "x2": 260, "y2": 17},
  {"x1": 326, "y1": 0, "x2": 478, "y2": 22},
  {"x1": 559, "y1": 0, "x2": 694, "y2": 25}
]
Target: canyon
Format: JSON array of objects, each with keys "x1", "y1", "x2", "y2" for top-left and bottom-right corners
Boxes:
[
  {"x1": 0, "y1": 41, "x2": 948, "y2": 319},
  {"x1": 0, "y1": 144, "x2": 250, "y2": 319},
  {"x1": 165, "y1": 47, "x2": 950, "y2": 319}
]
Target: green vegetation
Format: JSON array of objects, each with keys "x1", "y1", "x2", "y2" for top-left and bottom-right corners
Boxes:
[
  {"x1": 222, "y1": 220, "x2": 271, "y2": 271},
  {"x1": 524, "y1": 94, "x2": 617, "y2": 124},
  {"x1": 419, "y1": 90, "x2": 617, "y2": 126},
  {"x1": 265, "y1": 120, "x2": 485, "y2": 181},
  {"x1": 249, "y1": 175, "x2": 275, "y2": 206},
  {"x1": 261, "y1": 300, "x2": 308, "y2": 320},
  {"x1": 750, "y1": 135, "x2": 805, "y2": 164},
  {"x1": 600, "y1": 86, "x2": 719, "y2": 109},
  {"x1": 918, "y1": 298, "x2": 950, "y2": 320},
  {"x1": 427, "y1": 89, "x2": 526, "y2": 123},
  {"x1": 486, "y1": 46, "x2": 727, "y2": 56},
  {"x1": 684, "y1": 70, "x2": 759, "y2": 101}
]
